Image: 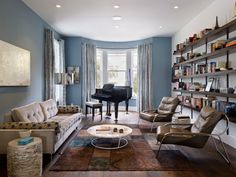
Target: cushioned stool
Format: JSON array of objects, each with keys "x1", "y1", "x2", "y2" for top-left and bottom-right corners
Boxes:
[{"x1": 85, "y1": 102, "x2": 103, "y2": 120}]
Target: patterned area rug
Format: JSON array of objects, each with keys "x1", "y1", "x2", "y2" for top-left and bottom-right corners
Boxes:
[{"x1": 50, "y1": 125, "x2": 193, "y2": 171}]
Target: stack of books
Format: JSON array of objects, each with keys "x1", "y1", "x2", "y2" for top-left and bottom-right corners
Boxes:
[{"x1": 18, "y1": 137, "x2": 33, "y2": 145}]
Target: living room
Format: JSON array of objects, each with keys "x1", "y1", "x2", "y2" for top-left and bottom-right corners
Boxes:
[{"x1": 0, "y1": 0, "x2": 236, "y2": 177}]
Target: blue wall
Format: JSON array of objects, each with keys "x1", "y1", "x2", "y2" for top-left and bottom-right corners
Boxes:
[
  {"x1": 0, "y1": 0, "x2": 60, "y2": 121},
  {"x1": 64, "y1": 37, "x2": 172, "y2": 108},
  {"x1": 64, "y1": 38, "x2": 83, "y2": 106},
  {"x1": 152, "y1": 37, "x2": 172, "y2": 106}
]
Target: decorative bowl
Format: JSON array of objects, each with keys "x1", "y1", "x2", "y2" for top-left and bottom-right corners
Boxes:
[{"x1": 18, "y1": 130, "x2": 32, "y2": 138}]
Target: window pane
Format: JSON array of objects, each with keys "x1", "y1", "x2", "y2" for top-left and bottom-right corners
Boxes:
[
  {"x1": 131, "y1": 50, "x2": 137, "y2": 70},
  {"x1": 54, "y1": 39, "x2": 60, "y2": 73},
  {"x1": 108, "y1": 71, "x2": 126, "y2": 85},
  {"x1": 132, "y1": 70, "x2": 137, "y2": 97},
  {"x1": 131, "y1": 49, "x2": 138, "y2": 97},
  {"x1": 96, "y1": 50, "x2": 102, "y2": 88},
  {"x1": 107, "y1": 52, "x2": 126, "y2": 70}
]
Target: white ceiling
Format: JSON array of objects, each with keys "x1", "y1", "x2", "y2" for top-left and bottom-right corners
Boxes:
[{"x1": 22, "y1": 0, "x2": 214, "y2": 42}]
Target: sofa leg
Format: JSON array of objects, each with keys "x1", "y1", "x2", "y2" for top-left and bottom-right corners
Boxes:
[{"x1": 50, "y1": 153, "x2": 53, "y2": 161}]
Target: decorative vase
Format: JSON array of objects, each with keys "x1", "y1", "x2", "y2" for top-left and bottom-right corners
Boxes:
[
  {"x1": 19, "y1": 130, "x2": 32, "y2": 138},
  {"x1": 214, "y1": 16, "x2": 219, "y2": 30}
]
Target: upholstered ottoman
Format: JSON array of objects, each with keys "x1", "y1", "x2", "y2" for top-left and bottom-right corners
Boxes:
[
  {"x1": 85, "y1": 102, "x2": 103, "y2": 120},
  {"x1": 7, "y1": 137, "x2": 42, "y2": 177}
]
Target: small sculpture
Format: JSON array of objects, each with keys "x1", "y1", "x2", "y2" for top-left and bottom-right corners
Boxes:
[{"x1": 214, "y1": 16, "x2": 219, "y2": 30}]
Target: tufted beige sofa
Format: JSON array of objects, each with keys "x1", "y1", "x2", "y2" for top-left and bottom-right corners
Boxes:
[{"x1": 0, "y1": 99, "x2": 83, "y2": 155}]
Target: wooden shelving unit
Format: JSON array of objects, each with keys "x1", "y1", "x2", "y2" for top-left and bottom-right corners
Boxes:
[
  {"x1": 174, "y1": 44, "x2": 236, "y2": 67},
  {"x1": 173, "y1": 89, "x2": 236, "y2": 99},
  {"x1": 180, "y1": 102, "x2": 201, "y2": 112},
  {"x1": 173, "y1": 18, "x2": 236, "y2": 55},
  {"x1": 176, "y1": 69, "x2": 236, "y2": 79},
  {"x1": 173, "y1": 18, "x2": 236, "y2": 121}
]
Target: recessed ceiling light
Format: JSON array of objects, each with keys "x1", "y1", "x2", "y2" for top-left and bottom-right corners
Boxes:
[
  {"x1": 159, "y1": 26, "x2": 163, "y2": 29},
  {"x1": 56, "y1": 4, "x2": 61, "y2": 8},
  {"x1": 113, "y1": 5, "x2": 120, "y2": 9},
  {"x1": 112, "y1": 16, "x2": 122, "y2": 21},
  {"x1": 174, "y1": 6, "x2": 179, "y2": 9}
]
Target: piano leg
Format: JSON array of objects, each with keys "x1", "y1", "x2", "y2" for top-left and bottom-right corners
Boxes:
[
  {"x1": 125, "y1": 100, "x2": 129, "y2": 114},
  {"x1": 114, "y1": 103, "x2": 119, "y2": 122},
  {"x1": 105, "y1": 101, "x2": 111, "y2": 118}
]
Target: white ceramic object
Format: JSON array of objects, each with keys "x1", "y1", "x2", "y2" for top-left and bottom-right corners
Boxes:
[
  {"x1": 19, "y1": 130, "x2": 32, "y2": 138},
  {"x1": 87, "y1": 124, "x2": 133, "y2": 150}
]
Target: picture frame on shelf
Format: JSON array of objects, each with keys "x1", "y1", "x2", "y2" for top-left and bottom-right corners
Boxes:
[
  {"x1": 67, "y1": 66, "x2": 80, "y2": 84},
  {"x1": 205, "y1": 78, "x2": 214, "y2": 92}
]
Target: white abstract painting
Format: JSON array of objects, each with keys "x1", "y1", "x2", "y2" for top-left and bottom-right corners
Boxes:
[{"x1": 0, "y1": 40, "x2": 30, "y2": 86}]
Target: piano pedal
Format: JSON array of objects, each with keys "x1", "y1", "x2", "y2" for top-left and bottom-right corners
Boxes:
[{"x1": 105, "y1": 116, "x2": 111, "y2": 119}]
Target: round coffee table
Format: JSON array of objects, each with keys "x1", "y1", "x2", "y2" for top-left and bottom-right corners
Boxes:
[{"x1": 87, "y1": 124, "x2": 133, "y2": 149}]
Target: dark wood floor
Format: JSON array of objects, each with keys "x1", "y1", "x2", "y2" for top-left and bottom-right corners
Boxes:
[{"x1": 1, "y1": 111, "x2": 236, "y2": 177}]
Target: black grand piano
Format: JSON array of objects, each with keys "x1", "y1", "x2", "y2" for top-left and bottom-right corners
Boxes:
[{"x1": 91, "y1": 84, "x2": 132, "y2": 122}]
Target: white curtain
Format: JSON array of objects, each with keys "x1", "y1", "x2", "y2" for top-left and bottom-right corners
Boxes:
[
  {"x1": 82, "y1": 43, "x2": 96, "y2": 111},
  {"x1": 137, "y1": 43, "x2": 153, "y2": 112},
  {"x1": 44, "y1": 29, "x2": 55, "y2": 100},
  {"x1": 59, "y1": 39, "x2": 66, "y2": 105}
]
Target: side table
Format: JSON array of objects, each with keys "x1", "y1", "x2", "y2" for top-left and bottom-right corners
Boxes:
[
  {"x1": 172, "y1": 115, "x2": 191, "y2": 129},
  {"x1": 7, "y1": 137, "x2": 42, "y2": 177}
]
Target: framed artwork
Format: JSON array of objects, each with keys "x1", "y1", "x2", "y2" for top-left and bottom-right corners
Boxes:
[
  {"x1": 205, "y1": 78, "x2": 214, "y2": 92},
  {"x1": 67, "y1": 66, "x2": 79, "y2": 84},
  {"x1": 0, "y1": 40, "x2": 30, "y2": 86}
]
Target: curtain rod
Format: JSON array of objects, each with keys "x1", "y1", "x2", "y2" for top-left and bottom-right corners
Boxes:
[{"x1": 96, "y1": 46, "x2": 138, "y2": 50}]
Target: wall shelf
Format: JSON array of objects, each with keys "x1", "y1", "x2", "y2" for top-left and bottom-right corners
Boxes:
[
  {"x1": 176, "y1": 69, "x2": 236, "y2": 79},
  {"x1": 174, "y1": 44, "x2": 236, "y2": 67},
  {"x1": 173, "y1": 89, "x2": 236, "y2": 98},
  {"x1": 173, "y1": 18, "x2": 236, "y2": 55},
  {"x1": 173, "y1": 17, "x2": 236, "y2": 122},
  {"x1": 180, "y1": 102, "x2": 201, "y2": 111}
]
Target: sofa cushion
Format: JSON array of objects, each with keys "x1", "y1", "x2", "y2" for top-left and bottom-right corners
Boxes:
[
  {"x1": 11, "y1": 102, "x2": 45, "y2": 122},
  {"x1": 58, "y1": 105, "x2": 81, "y2": 113},
  {"x1": 0, "y1": 122, "x2": 60, "y2": 133},
  {"x1": 40, "y1": 99, "x2": 58, "y2": 120},
  {"x1": 46, "y1": 113, "x2": 82, "y2": 135}
]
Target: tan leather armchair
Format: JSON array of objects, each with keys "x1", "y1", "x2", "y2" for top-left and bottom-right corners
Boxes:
[
  {"x1": 156, "y1": 106, "x2": 230, "y2": 164},
  {"x1": 139, "y1": 97, "x2": 180, "y2": 130}
]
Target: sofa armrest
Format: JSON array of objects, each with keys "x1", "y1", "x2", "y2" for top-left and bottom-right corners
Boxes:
[
  {"x1": 58, "y1": 105, "x2": 81, "y2": 113},
  {"x1": 0, "y1": 122, "x2": 60, "y2": 133}
]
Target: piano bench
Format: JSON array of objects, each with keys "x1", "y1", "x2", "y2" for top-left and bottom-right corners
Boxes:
[{"x1": 85, "y1": 102, "x2": 103, "y2": 120}]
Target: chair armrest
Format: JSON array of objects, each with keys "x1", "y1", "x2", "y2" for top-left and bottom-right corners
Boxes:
[
  {"x1": 142, "y1": 109, "x2": 157, "y2": 113},
  {"x1": 58, "y1": 105, "x2": 81, "y2": 113},
  {"x1": 163, "y1": 132, "x2": 213, "y2": 138},
  {"x1": 174, "y1": 104, "x2": 183, "y2": 114},
  {"x1": 0, "y1": 122, "x2": 60, "y2": 133},
  {"x1": 164, "y1": 122, "x2": 193, "y2": 127}
]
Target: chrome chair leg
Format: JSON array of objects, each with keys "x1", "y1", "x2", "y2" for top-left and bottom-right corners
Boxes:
[
  {"x1": 212, "y1": 136, "x2": 231, "y2": 164},
  {"x1": 156, "y1": 141, "x2": 163, "y2": 158},
  {"x1": 151, "y1": 123, "x2": 154, "y2": 131}
]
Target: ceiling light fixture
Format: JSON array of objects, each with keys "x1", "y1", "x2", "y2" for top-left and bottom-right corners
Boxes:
[
  {"x1": 112, "y1": 16, "x2": 122, "y2": 21},
  {"x1": 174, "y1": 6, "x2": 179, "y2": 9},
  {"x1": 113, "y1": 5, "x2": 120, "y2": 9},
  {"x1": 159, "y1": 26, "x2": 163, "y2": 29},
  {"x1": 56, "y1": 4, "x2": 61, "y2": 8}
]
